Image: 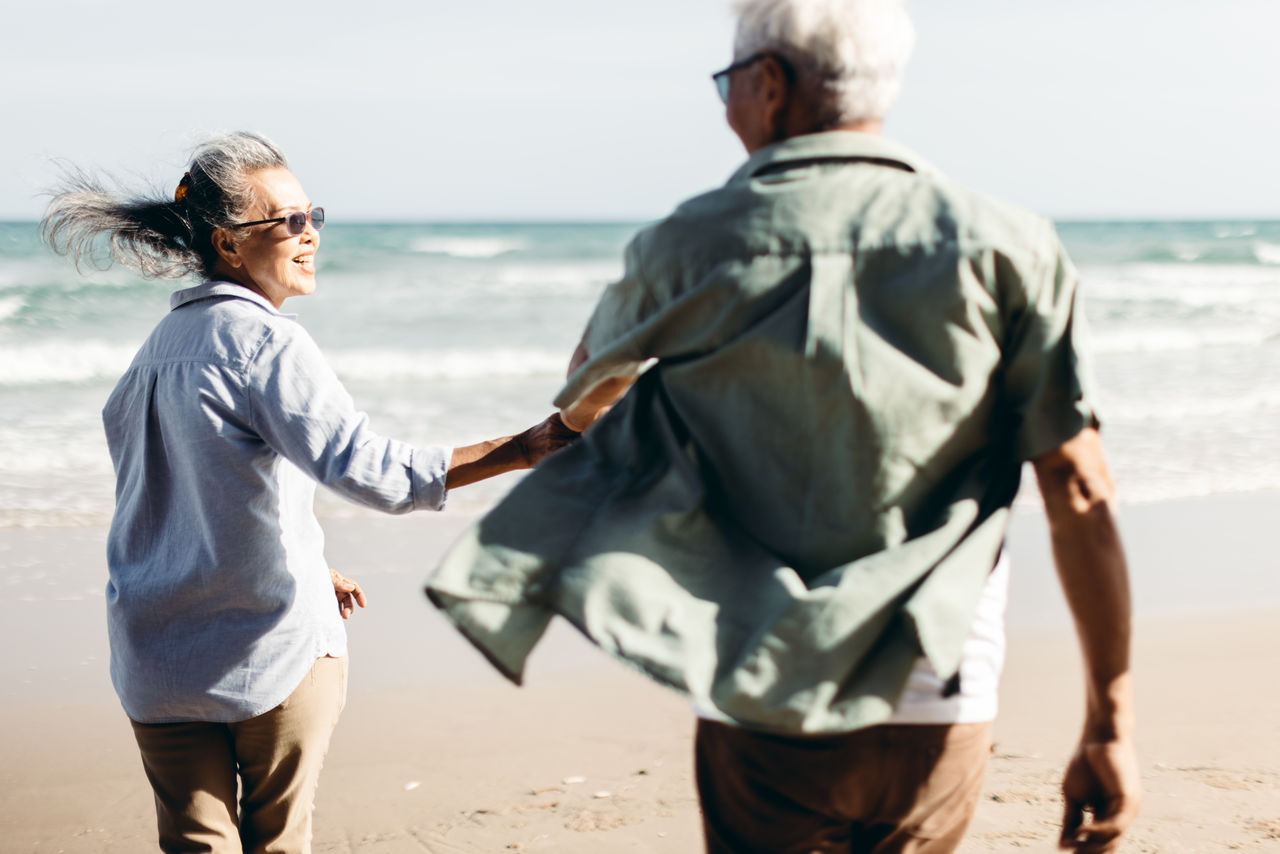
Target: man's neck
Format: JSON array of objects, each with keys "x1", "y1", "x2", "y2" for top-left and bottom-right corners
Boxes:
[
  {"x1": 827, "y1": 119, "x2": 884, "y2": 135},
  {"x1": 769, "y1": 119, "x2": 884, "y2": 149},
  {"x1": 746, "y1": 116, "x2": 887, "y2": 155}
]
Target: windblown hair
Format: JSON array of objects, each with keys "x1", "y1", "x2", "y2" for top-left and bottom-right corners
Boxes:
[
  {"x1": 41, "y1": 132, "x2": 289, "y2": 280},
  {"x1": 731, "y1": 0, "x2": 915, "y2": 127}
]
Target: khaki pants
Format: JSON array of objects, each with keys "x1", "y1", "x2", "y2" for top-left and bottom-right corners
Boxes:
[
  {"x1": 130, "y1": 656, "x2": 347, "y2": 854},
  {"x1": 696, "y1": 719, "x2": 992, "y2": 854}
]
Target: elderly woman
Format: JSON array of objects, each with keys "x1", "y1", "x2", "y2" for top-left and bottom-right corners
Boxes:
[{"x1": 41, "y1": 131, "x2": 576, "y2": 854}]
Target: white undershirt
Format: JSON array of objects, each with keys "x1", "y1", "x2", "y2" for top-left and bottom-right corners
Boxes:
[
  {"x1": 887, "y1": 551, "x2": 1010, "y2": 725},
  {"x1": 692, "y1": 552, "x2": 1010, "y2": 727}
]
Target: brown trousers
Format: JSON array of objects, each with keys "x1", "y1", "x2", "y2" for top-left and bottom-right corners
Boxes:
[
  {"x1": 130, "y1": 655, "x2": 347, "y2": 854},
  {"x1": 696, "y1": 719, "x2": 992, "y2": 854}
]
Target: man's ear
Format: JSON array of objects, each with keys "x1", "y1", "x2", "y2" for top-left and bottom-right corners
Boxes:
[
  {"x1": 759, "y1": 56, "x2": 792, "y2": 139},
  {"x1": 211, "y1": 228, "x2": 242, "y2": 269}
]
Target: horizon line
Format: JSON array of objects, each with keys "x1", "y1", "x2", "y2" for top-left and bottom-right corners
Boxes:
[{"x1": 4, "y1": 215, "x2": 1280, "y2": 227}]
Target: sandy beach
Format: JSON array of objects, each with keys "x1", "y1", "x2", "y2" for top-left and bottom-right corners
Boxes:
[{"x1": 2, "y1": 491, "x2": 1279, "y2": 853}]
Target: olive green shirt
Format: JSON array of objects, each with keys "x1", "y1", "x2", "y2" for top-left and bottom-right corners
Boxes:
[{"x1": 427, "y1": 131, "x2": 1099, "y2": 734}]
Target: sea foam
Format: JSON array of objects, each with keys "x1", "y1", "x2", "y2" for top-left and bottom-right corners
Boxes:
[
  {"x1": 0, "y1": 297, "x2": 24, "y2": 323},
  {"x1": 1104, "y1": 386, "x2": 1280, "y2": 422},
  {"x1": 0, "y1": 341, "x2": 137, "y2": 386},
  {"x1": 1254, "y1": 242, "x2": 1280, "y2": 265},
  {"x1": 493, "y1": 262, "x2": 621, "y2": 293},
  {"x1": 0, "y1": 340, "x2": 571, "y2": 386},
  {"x1": 1082, "y1": 263, "x2": 1280, "y2": 309},
  {"x1": 326, "y1": 347, "x2": 567, "y2": 382},
  {"x1": 410, "y1": 237, "x2": 530, "y2": 259},
  {"x1": 1090, "y1": 324, "x2": 1271, "y2": 355}
]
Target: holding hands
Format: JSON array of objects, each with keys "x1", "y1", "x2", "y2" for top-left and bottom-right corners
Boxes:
[
  {"x1": 446, "y1": 413, "x2": 581, "y2": 490},
  {"x1": 514, "y1": 413, "x2": 581, "y2": 466}
]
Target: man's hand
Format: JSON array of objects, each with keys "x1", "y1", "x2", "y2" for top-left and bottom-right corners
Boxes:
[
  {"x1": 560, "y1": 339, "x2": 637, "y2": 432},
  {"x1": 560, "y1": 376, "x2": 633, "y2": 432},
  {"x1": 515, "y1": 412, "x2": 581, "y2": 467},
  {"x1": 329, "y1": 568, "x2": 367, "y2": 620},
  {"x1": 1060, "y1": 736, "x2": 1142, "y2": 852}
]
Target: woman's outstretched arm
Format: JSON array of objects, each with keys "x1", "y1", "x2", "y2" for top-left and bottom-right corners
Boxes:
[{"x1": 446, "y1": 413, "x2": 580, "y2": 489}]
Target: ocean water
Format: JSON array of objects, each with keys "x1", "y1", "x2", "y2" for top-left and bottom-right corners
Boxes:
[{"x1": 1, "y1": 219, "x2": 1279, "y2": 527}]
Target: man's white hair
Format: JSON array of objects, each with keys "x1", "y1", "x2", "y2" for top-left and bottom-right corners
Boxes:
[{"x1": 731, "y1": 0, "x2": 915, "y2": 124}]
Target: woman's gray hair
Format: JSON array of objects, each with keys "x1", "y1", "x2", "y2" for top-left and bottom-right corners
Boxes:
[
  {"x1": 41, "y1": 132, "x2": 289, "y2": 280},
  {"x1": 731, "y1": 0, "x2": 915, "y2": 127}
]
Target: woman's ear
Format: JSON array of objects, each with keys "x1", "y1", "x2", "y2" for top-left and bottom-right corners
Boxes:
[{"x1": 211, "y1": 228, "x2": 243, "y2": 269}]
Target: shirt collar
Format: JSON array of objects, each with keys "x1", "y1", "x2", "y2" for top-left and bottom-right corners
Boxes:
[
  {"x1": 727, "y1": 131, "x2": 938, "y2": 185},
  {"x1": 169, "y1": 281, "x2": 295, "y2": 318}
]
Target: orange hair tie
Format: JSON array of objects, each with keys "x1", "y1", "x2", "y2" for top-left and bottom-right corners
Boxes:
[{"x1": 174, "y1": 172, "x2": 192, "y2": 202}]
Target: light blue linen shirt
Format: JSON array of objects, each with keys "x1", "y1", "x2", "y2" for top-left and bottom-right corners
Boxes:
[{"x1": 104, "y1": 281, "x2": 450, "y2": 724}]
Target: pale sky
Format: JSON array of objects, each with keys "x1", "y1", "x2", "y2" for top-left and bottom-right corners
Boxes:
[{"x1": 3, "y1": 0, "x2": 1277, "y2": 221}]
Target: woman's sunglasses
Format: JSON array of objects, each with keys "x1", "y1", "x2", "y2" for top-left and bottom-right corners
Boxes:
[{"x1": 232, "y1": 208, "x2": 325, "y2": 235}]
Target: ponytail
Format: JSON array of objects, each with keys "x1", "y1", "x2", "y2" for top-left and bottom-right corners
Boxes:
[{"x1": 41, "y1": 131, "x2": 289, "y2": 281}]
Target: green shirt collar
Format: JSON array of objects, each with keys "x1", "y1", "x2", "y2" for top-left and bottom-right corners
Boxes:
[{"x1": 727, "y1": 131, "x2": 939, "y2": 185}]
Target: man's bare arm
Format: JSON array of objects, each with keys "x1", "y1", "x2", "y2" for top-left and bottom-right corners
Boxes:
[
  {"x1": 1032, "y1": 427, "x2": 1141, "y2": 853},
  {"x1": 560, "y1": 340, "x2": 635, "y2": 432}
]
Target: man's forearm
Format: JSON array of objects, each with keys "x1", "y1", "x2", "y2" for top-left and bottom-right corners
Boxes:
[
  {"x1": 1034, "y1": 429, "x2": 1135, "y2": 737},
  {"x1": 1045, "y1": 493, "x2": 1134, "y2": 737}
]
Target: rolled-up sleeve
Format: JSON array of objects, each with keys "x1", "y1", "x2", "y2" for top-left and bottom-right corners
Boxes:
[
  {"x1": 246, "y1": 323, "x2": 451, "y2": 512},
  {"x1": 581, "y1": 231, "x2": 659, "y2": 355},
  {"x1": 555, "y1": 234, "x2": 660, "y2": 411},
  {"x1": 408, "y1": 445, "x2": 450, "y2": 511}
]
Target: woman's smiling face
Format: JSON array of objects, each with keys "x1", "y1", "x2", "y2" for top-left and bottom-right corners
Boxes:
[{"x1": 213, "y1": 167, "x2": 319, "y2": 308}]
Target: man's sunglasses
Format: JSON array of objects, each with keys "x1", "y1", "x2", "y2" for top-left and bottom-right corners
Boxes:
[
  {"x1": 711, "y1": 53, "x2": 793, "y2": 103},
  {"x1": 232, "y1": 208, "x2": 325, "y2": 235}
]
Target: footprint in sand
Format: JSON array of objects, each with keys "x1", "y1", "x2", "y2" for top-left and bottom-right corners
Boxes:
[
  {"x1": 1161, "y1": 764, "x2": 1280, "y2": 792},
  {"x1": 1245, "y1": 819, "x2": 1280, "y2": 841}
]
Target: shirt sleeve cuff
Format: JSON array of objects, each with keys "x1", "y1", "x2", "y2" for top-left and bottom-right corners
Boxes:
[{"x1": 410, "y1": 445, "x2": 451, "y2": 511}]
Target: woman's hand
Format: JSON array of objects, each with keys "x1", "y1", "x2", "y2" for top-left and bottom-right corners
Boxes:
[
  {"x1": 515, "y1": 412, "x2": 582, "y2": 467},
  {"x1": 329, "y1": 568, "x2": 367, "y2": 619}
]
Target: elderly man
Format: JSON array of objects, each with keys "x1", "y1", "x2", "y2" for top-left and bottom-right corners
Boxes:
[{"x1": 428, "y1": 0, "x2": 1140, "y2": 851}]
